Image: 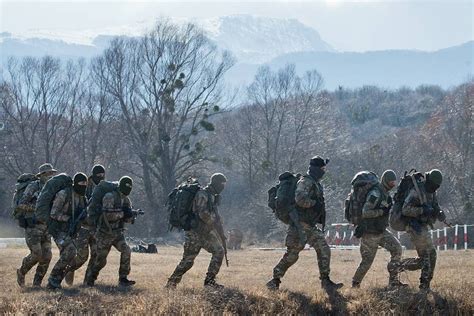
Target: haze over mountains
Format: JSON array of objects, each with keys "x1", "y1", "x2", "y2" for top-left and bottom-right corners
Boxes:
[{"x1": 0, "y1": 15, "x2": 472, "y2": 89}]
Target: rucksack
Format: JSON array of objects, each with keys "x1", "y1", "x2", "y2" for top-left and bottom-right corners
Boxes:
[
  {"x1": 11, "y1": 173, "x2": 37, "y2": 220},
  {"x1": 344, "y1": 171, "x2": 379, "y2": 225},
  {"x1": 167, "y1": 180, "x2": 201, "y2": 230},
  {"x1": 35, "y1": 173, "x2": 73, "y2": 224},
  {"x1": 390, "y1": 169, "x2": 424, "y2": 231},
  {"x1": 88, "y1": 180, "x2": 119, "y2": 216},
  {"x1": 268, "y1": 172, "x2": 301, "y2": 224}
]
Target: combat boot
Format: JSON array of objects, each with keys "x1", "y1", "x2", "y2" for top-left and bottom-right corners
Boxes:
[
  {"x1": 33, "y1": 274, "x2": 44, "y2": 287},
  {"x1": 65, "y1": 271, "x2": 74, "y2": 286},
  {"x1": 321, "y1": 277, "x2": 343, "y2": 290},
  {"x1": 351, "y1": 281, "x2": 361, "y2": 289},
  {"x1": 165, "y1": 280, "x2": 177, "y2": 289},
  {"x1": 204, "y1": 277, "x2": 224, "y2": 289},
  {"x1": 47, "y1": 278, "x2": 62, "y2": 290},
  {"x1": 266, "y1": 278, "x2": 281, "y2": 291},
  {"x1": 83, "y1": 279, "x2": 95, "y2": 287},
  {"x1": 16, "y1": 269, "x2": 25, "y2": 287},
  {"x1": 389, "y1": 275, "x2": 408, "y2": 288},
  {"x1": 119, "y1": 277, "x2": 136, "y2": 287}
]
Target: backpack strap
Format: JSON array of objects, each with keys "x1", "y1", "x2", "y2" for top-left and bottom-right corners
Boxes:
[{"x1": 411, "y1": 175, "x2": 427, "y2": 205}]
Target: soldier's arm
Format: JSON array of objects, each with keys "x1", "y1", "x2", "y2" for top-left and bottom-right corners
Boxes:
[
  {"x1": 123, "y1": 196, "x2": 134, "y2": 223},
  {"x1": 193, "y1": 191, "x2": 216, "y2": 226},
  {"x1": 50, "y1": 190, "x2": 69, "y2": 221},
  {"x1": 295, "y1": 178, "x2": 316, "y2": 209},
  {"x1": 432, "y1": 194, "x2": 446, "y2": 221},
  {"x1": 361, "y1": 189, "x2": 384, "y2": 219},
  {"x1": 401, "y1": 189, "x2": 423, "y2": 217}
]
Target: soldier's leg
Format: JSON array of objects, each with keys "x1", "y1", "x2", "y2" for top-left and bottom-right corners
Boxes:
[
  {"x1": 409, "y1": 226, "x2": 436, "y2": 289},
  {"x1": 352, "y1": 234, "x2": 380, "y2": 285},
  {"x1": 84, "y1": 231, "x2": 97, "y2": 283},
  {"x1": 306, "y1": 226, "x2": 332, "y2": 280},
  {"x1": 168, "y1": 232, "x2": 202, "y2": 285},
  {"x1": 380, "y1": 230, "x2": 406, "y2": 286},
  {"x1": 33, "y1": 229, "x2": 52, "y2": 286},
  {"x1": 85, "y1": 231, "x2": 113, "y2": 284},
  {"x1": 112, "y1": 232, "x2": 132, "y2": 280},
  {"x1": 201, "y1": 232, "x2": 224, "y2": 284},
  {"x1": 19, "y1": 226, "x2": 43, "y2": 276},
  {"x1": 48, "y1": 234, "x2": 77, "y2": 288},
  {"x1": 64, "y1": 228, "x2": 90, "y2": 285},
  {"x1": 272, "y1": 226, "x2": 304, "y2": 280}
]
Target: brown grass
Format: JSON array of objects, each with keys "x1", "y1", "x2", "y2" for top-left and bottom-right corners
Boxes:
[{"x1": 0, "y1": 245, "x2": 473, "y2": 315}]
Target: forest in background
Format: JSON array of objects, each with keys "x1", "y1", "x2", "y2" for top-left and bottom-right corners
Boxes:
[{"x1": 0, "y1": 21, "x2": 472, "y2": 240}]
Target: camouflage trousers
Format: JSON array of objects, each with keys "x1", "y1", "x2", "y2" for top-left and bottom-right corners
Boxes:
[
  {"x1": 66, "y1": 227, "x2": 97, "y2": 283},
  {"x1": 352, "y1": 229, "x2": 402, "y2": 284},
  {"x1": 19, "y1": 223, "x2": 52, "y2": 285},
  {"x1": 273, "y1": 224, "x2": 331, "y2": 280},
  {"x1": 85, "y1": 229, "x2": 131, "y2": 283},
  {"x1": 399, "y1": 225, "x2": 437, "y2": 285},
  {"x1": 168, "y1": 230, "x2": 224, "y2": 284},
  {"x1": 49, "y1": 231, "x2": 77, "y2": 284}
]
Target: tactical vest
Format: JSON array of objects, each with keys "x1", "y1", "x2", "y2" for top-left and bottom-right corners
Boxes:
[
  {"x1": 102, "y1": 191, "x2": 127, "y2": 223},
  {"x1": 295, "y1": 175, "x2": 325, "y2": 226},
  {"x1": 361, "y1": 185, "x2": 389, "y2": 234}
]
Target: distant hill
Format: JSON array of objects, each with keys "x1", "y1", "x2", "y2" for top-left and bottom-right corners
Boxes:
[{"x1": 227, "y1": 41, "x2": 473, "y2": 89}]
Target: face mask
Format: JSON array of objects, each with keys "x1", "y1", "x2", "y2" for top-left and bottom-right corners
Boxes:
[
  {"x1": 92, "y1": 174, "x2": 104, "y2": 185},
  {"x1": 119, "y1": 183, "x2": 132, "y2": 196},
  {"x1": 211, "y1": 182, "x2": 225, "y2": 195},
  {"x1": 308, "y1": 165, "x2": 325, "y2": 181},
  {"x1": 425, "y1": 180, "x2": 440, "y2": 194},
  {"x1": 74, "y1": 185, "x2": 87, "y2": 196}
]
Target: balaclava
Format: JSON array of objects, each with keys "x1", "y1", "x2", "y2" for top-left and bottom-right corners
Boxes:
[
  {"x1": 91, "y1": 164, "x2": 106, "y2": 185},
  {"x1": 425, "y1": 169, "x2": 442, "y2": 193},
  {"x1": 119, "y1": 176, "x2": 133, "y2": 196},
  {"x1": 73, "y1": 172, "x2": 88, "y2": 196},
  {"x1": 307, "y1": 156, "x2": 329, "y2": 181},
  {"x1": 209, "y1": 173, "x2": 227, "y2": 195},
  {"x1": 381, "y1": 170, "x2": 397, "y2": 191}
]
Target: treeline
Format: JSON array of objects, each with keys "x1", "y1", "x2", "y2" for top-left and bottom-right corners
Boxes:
[{"x1": 0, "y1": 20, "x2": 472, "y2": 240}]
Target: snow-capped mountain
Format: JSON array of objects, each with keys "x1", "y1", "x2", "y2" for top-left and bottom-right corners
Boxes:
[{"x1": 0, "y1": 15, "x2": 333, "y2": 64}]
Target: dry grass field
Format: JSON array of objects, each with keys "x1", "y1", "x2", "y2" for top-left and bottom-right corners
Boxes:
[{"x1": 0, "y1": 245, "x2": 473, "y2": 315}]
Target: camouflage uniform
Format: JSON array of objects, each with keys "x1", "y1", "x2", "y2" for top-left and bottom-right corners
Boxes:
[
  {"x1": 64, "y1": 177, "x2": 99, "y2": 285},
  {"x1": 168, "y1": 187, "x2": 224, "y2": 286},
  {"x1": 47, "y1": 189, "x2": 86, "y2": 287},
  {"x1": 352, "y1": 186, "x2": 403, "y2": 286},
  {"x1": 17, "y1": 180, "x2": 52, "y2": 286},
  {"x1": 272, "y1": 175, "x2": 332, "y2": 282},
  {"x1": 399, "y1": 183, "x2": 444, "y2": 289},
  {"x1": 84, "y1": 190, "x2": 133, "y2": 284}
]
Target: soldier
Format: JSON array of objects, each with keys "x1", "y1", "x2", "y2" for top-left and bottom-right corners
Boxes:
[
  {"x1": 166, "y1": 173, "x2": 227, "y2": 289},
  {"x1": 46, "y1": 173, "x2": 88, "y2": 289},
  {"x1": 16, "y1": 163, "x2": 57, "y2": 287},
  {"x1": 267, "y1": 157, "x2": 343, "y2": 290},
  {"x1": 399, "y1": 169, "x2": 446, "y2": 291},
  {"x1": 352, "y1": 170, "x2": 407, "y2": 288},
  {"x1": 64, "y1": 164, "x2": 105, "y2": 285},
  {"x1": 84, "y1": 176, "x2": 136, "y2": 287}
]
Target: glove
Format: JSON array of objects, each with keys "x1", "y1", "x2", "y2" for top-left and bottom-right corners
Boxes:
[
  {"x1": 422, "y1": 204, "x2": 434, "y2": 216},
  {"x1": 387, "y1": 196, "x2": 393, "y2": 207},
  {"x1": 382, "y1": 207, "x2": 390, "y2": 216},
  {"x1": 438, "y1": 210, "x2": 446, "y2": 222}
]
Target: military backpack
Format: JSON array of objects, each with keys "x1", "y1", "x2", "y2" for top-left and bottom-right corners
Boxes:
[
  {"x1": 390, "y1": 169, "x2": 424, "y2": 231},
  {"x1": 11, "y1": 173, "x2": 37, "y2": 226},
  {"x1": 167, "y1": 180, "x2": 201, "y2": 231},
  {"x1": 268, "y1": 172, "x2": 302, "y2": 224},
  {"x1": 344, "y1": 171, "x2": 379, "y2": 225},
  {"x1": 88, "y1": 180, "x2": 119, "y2": 215},
  {"x1": 35, "y1": 173, "x2": 73, "y2": 224}
]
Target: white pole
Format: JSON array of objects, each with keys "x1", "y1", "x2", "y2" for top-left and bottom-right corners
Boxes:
[
  {"x1": 343, "y1": 230, "x2": 347, "y2": 245},
  {"x1": 454, "y1": 225, "x2": 458, "y2": 251},
  {"x1": 437, "y1": 229, "x2": 440, "y2": 251},
  {"x1": 444, "y1": 227, "x2": 448, "y2": 251},
  {"x1": 465, "y1": 224, "x2": 468, "y2": 250}
]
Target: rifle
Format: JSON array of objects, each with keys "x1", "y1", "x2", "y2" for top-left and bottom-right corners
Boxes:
[
  {"x1": 130, "y1": 208, "x2": 145, "y2": 224},
  {"x1": 68, "y1": 207, "x2": 87, "y2": 237},
  {"x1": 214, "y1": 217, "x2": 229, "y2": 267},
  {"x1": 288, "y1": 209, "x2": 306, "y2": 246}
]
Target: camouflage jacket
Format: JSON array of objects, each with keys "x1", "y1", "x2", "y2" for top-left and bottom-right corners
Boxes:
[
  {"x1": 85, "y1": 177, "x2": 97, "y2": 202},
  {"x1": 294, "y1": 175, "x2": 325, "y2": 226},
  {"x1": 18, "y1": 180, "x2": 44, "y2": 218},
  {"x1": 360, "y1": 185, "x2": 391, "y2": 233},
  {"x1": 50, "y1": 189, "x2": 87, "y2": 223},
  {"x1": 192, "y1": 187, "x2": 221, "y2": 232},
  {"x1": 402, "y1": 182, "x2": 443, "y2": 225},
  {"x1": 97, "y1": 190, "x2": 133, "y2": 230}
]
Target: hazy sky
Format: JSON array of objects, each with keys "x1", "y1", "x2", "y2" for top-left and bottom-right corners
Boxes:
[{"x1": 0, "y1": 0, "x2": 472, "y2": 52}]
